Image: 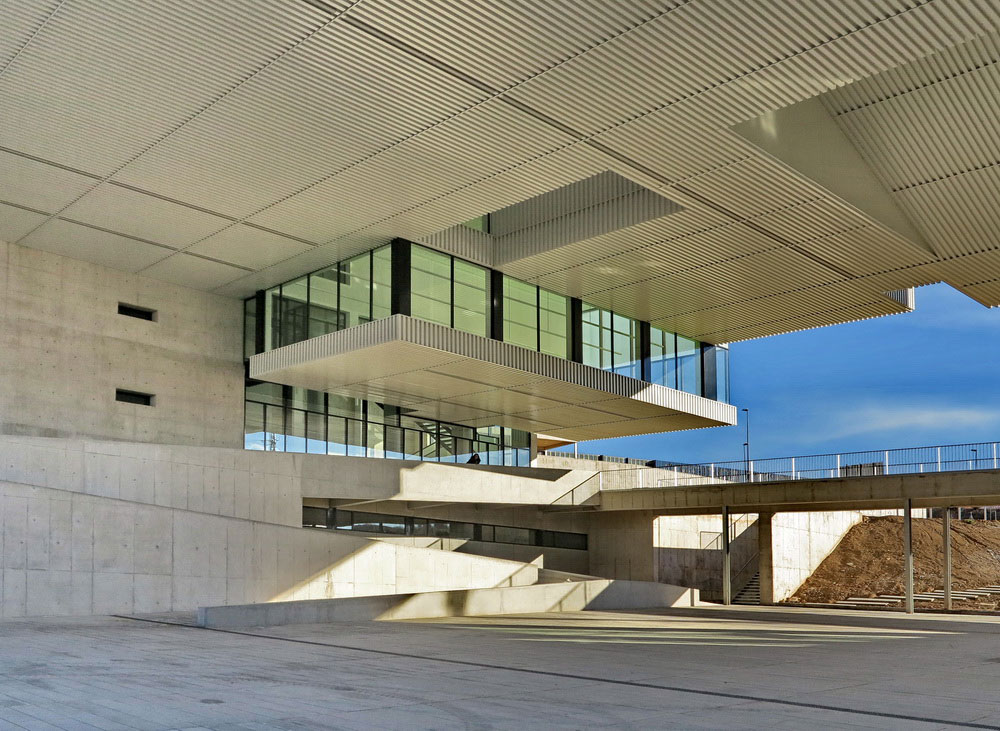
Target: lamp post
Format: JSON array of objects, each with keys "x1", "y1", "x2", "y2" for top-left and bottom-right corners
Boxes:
[{"x1": 742, "y1": 408, "x2": 750, "y2": 482}]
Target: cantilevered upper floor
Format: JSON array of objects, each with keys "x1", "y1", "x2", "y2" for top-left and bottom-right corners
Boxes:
[
  {"x1": 245, "y1": 237, "x2": 737, "y2": 441},
  {"x1": 250, "y1": 314, "x2": 735, "y2": 441}
]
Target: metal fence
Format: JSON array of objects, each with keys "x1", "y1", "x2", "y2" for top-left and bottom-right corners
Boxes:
[{"x1": 597, "y1": 441, "x2": 1000, "y2": 491}]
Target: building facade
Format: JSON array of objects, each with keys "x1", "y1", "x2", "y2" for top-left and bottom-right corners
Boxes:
[{"x1": 1, "y1": 1, "x2": 999, "y2": 617}]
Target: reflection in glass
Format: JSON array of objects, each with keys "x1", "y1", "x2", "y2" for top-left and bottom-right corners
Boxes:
[
  {"x1": 411, "y1": 246, "x2": 452, "y2": 326},
  {"x1": 677, "y1": 335, "x2": 702, "y2": 396},
  {"x1": 503, "y1": 276, "x2": 537, "y2": 349},
  {"x1": 340, "y1": 252, "x2": 371, "y2": 328},
  {"x1": 327, "y1": 416, "x2": 347, "y2": 456},
  {"x1": 453, "y1": 259, "x2": 488, "y2": 335},
  {"x1": 244, "y1": 401, "x2": 265, "y2": 451},
  {"x1": 650, "y1": 326, "x2": 677, "y2": 389},
  {"x1": 539, "y1": 288, "x2": 569, "y2": 358},
  {"x1": 306, "y1": 411, "x2": 326, "y2": 454},
  {"x1": 280, "y1": 277, "x2": 308, "y2": 346}
]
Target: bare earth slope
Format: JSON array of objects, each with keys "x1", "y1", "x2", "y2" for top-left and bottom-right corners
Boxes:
[{"x1": 788, "y1": 516, "x2": 1000, "y2": 607}]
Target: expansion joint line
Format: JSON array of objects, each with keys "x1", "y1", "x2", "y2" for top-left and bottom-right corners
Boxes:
[{"x1": 115, "y1": 615, "x2": 1000, "y2": 730}]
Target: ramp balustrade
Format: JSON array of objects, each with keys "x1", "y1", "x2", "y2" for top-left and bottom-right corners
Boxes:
[{"x1": 588, "y1": 441, "x2": 1000, "y2": 491}]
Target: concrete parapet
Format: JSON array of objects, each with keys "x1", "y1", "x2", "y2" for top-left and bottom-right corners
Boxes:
[{"x1": 196, "y1": 579, "x2": 699, "y2": 629}]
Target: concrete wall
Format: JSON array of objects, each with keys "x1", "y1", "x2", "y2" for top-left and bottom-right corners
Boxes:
[
  {"x1": 770, "y1": 510, "x2": 911, "y2": 601},
  {"x1": 588, "y1": 511, "x2": 656, "y2": 581},
  {"x1": 359, "y1": 534, "x2": 590, "y2": 575},
  {"x1": 0, "y1": 241, "x2": 244, "y2": 447},
  {"x1": 0, "y1": 435, "x2": 301, "y2": 527},
  {"x1": 0, "y1": 480, "x2": 539, "y2": 618},
  {"x1": 654, "y1": 514, "x2": 758, "y2": 600},
  {"x1": 0, "y1": 436, "x2": 600, "y2": 530}
]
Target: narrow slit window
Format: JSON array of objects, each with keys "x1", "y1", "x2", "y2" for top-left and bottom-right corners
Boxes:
[
  {"x1": 118, "y1": 303, "x2": 157, "y2": 321},
  {"x1": 116, "y1": 389, "x2": 154, "y2": 406}
]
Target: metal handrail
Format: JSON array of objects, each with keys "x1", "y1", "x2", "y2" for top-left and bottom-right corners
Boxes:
[{"x1": 596, "y1": 440, "x2": 1000, "y2": 491}]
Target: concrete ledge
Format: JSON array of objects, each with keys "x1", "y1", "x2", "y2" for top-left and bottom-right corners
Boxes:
[{"x1": 197, "y1": 579, "x2": 699, "y2": 629}]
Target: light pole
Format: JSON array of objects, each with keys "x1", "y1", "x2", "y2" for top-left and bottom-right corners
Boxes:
[{"x1": 742, "y1": 408, "x2": 750, "y2": 482}]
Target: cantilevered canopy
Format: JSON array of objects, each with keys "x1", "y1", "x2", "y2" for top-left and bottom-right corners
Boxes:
[{"x1": 249, "y1": 316, "x2": 736, "y2": 441}]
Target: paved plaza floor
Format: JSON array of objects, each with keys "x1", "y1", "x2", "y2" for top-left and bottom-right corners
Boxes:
[{"x1": 2, "y1": 606, "x2": 1000, "y2": 730}]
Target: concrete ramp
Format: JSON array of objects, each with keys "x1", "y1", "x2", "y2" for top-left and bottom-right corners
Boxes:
[{"x1": 197, "y1": 579, "x2": 699, "y2": 629}]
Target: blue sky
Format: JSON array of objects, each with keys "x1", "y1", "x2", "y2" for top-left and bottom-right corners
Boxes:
[{"x1": 563, "y1": 283, "x2": 1000, "y2": 464}]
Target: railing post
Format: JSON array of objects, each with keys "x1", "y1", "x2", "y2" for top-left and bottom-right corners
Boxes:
[
  {"x1": 722, "y1": 506, "x2": 732, "y2": 606},
  {"x1": 884, "y1": 450, "x2": 890, "y2": 475},
  {"x1": 994, "y1": 443, "x2": 997, "y2": 469},
  {"x1": 836, "y1": 454, "x2": 841, "y2": 478},
  {"x1": 943, "y1": 507, "x2": 952, "y2": 611},
  {"x1": 791, "y1": 457, "x2": 796, "y2": 480},
  {"x1": 709, "y1": 463, "x2": 715, "y2": 482},
  {"x1": 749, "y1": 460, "x2": 754, "y2": 483},
  {"x1": 937, "y1": 447, "x2": 941, "y2": 472}
]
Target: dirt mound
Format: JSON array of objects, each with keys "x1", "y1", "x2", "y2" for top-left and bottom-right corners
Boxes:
[{"x1": 788, "y1": 516, "x2": 1000, "y2": 607}]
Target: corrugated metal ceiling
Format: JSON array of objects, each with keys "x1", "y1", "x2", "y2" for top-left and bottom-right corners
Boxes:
[{"x1": 0, "y1": 0, "x2": 998, "y2": 343}]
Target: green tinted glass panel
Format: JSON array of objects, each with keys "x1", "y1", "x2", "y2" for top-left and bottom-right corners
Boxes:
[
  {"x1": 503, "y1": 276, "x2": 537, "y2": 349},
  {"x1": 308, "y1": 265, "x2": 341, "y2": 338},
  {"x1": 538, "y1": 288, "x2": 568, "y2": 358},
  {"x1": 339, "y1": 252, "x2": 371, "y2": 328},
  {"x1": 410, "y1": 246, "x2": 451, "y2": 326},
  {"x1": 612, "y1": 312, "x2": 640, "y2": 379},
  {"x1": 453, "y1": 259, "x2": 488, "y2": 335},
  {"x1": 372, "y1": 245, "x2": 392, "y2": 321}
]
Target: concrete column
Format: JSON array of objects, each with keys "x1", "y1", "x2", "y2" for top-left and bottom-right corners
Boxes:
[
  {"x1": 528, "y1": 433, "x2": 539, "y2": 466},
  {"x1": 757, "y1": 511, "x2": 774, "y2": 605},
  {"x1": 722, "y1": 506, "x2": 732, "y2": 606},
  {"x1": 904, "y1": 498, "x2": 914, "y2": 614},
  {"x1": 943, "y1": 507, "x2": 952, "y2": 611}
]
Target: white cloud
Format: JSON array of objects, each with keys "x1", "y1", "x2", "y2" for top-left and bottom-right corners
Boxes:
[{"x1": 824, "y1": 405, "x2": 1000, "y2": 440}]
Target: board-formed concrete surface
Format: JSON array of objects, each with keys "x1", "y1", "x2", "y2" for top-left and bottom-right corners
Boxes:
[{"x1": 3, "y1": 607, "x2": 1000, "y2": 729}]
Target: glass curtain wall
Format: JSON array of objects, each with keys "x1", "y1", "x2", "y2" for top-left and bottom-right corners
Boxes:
[
  {"x1": 262, "y1": 245, "x2": 391, "y2": 352},
  {"x1": 581, "y1": 304, "x2": 640, "y2": 378},
  {"x1": 305, "y1": 507, "x2": 587, "y2": 550},
  {"x1": 247, "y1": 240, "x2": 732, "y2": 407},
  {"x1": 244, "y1": 383, "x2": 530, "y2": 466},
  {"x1": 502, "y1": 276, "x2": 570, "y2": 358},
  {"x1": 410, "y1": 245, "x2": 489, "y2": 335}
]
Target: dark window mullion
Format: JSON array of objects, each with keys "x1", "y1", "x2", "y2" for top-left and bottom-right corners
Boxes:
[{"x1": 535, "y1": 285, "x2": 541, "y2": 352}]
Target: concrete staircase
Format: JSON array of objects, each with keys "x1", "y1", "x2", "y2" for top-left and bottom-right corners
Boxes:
[{"x1": 733, "y1": 573, "x2": 761, "y2": 605}]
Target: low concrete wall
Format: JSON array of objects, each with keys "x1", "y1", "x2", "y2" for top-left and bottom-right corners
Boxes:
[
  {"x1": 197, "y1": 579, "x2": 699, "y2": 629},
  {"x1": 771, "y1": 509, "x2": 910, "y2": 601},
  {"x1": 360, "y1": 534, "x2": 590, "y2": 575},
  {"x1": 0, "y1": 480, "x2": 539, "y2": 618},
  {"x1": 0, "y1": 436, "x2": 597, "y2": 530}
]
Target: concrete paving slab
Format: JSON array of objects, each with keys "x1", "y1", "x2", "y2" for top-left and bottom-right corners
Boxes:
[{"x1": 2, "y1": 608, "x2": 1000, "y2": 729}]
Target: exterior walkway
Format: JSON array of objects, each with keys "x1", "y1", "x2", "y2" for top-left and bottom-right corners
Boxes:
[{"x1": 2, "y1": 607, "x2": 1000, "y2": 729}]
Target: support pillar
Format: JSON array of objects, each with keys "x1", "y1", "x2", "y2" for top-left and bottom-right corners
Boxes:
[
  {"x1": 757, "y1": 511, "x2": 774, "y2": 605},
  {"x1": 722, "y1": 506, "x2": 732, "y2": 605},
  {"x1": 943, "y1": 507, "x2": 952, "y2": 611},
  {"x1": 904, "y1": 498, "x2": 914, "y2": 614}
]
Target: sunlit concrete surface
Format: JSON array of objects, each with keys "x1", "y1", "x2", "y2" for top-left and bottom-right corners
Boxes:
[{"x1": 4, "y1": 608, "x2": 1000, "y2": 729}]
